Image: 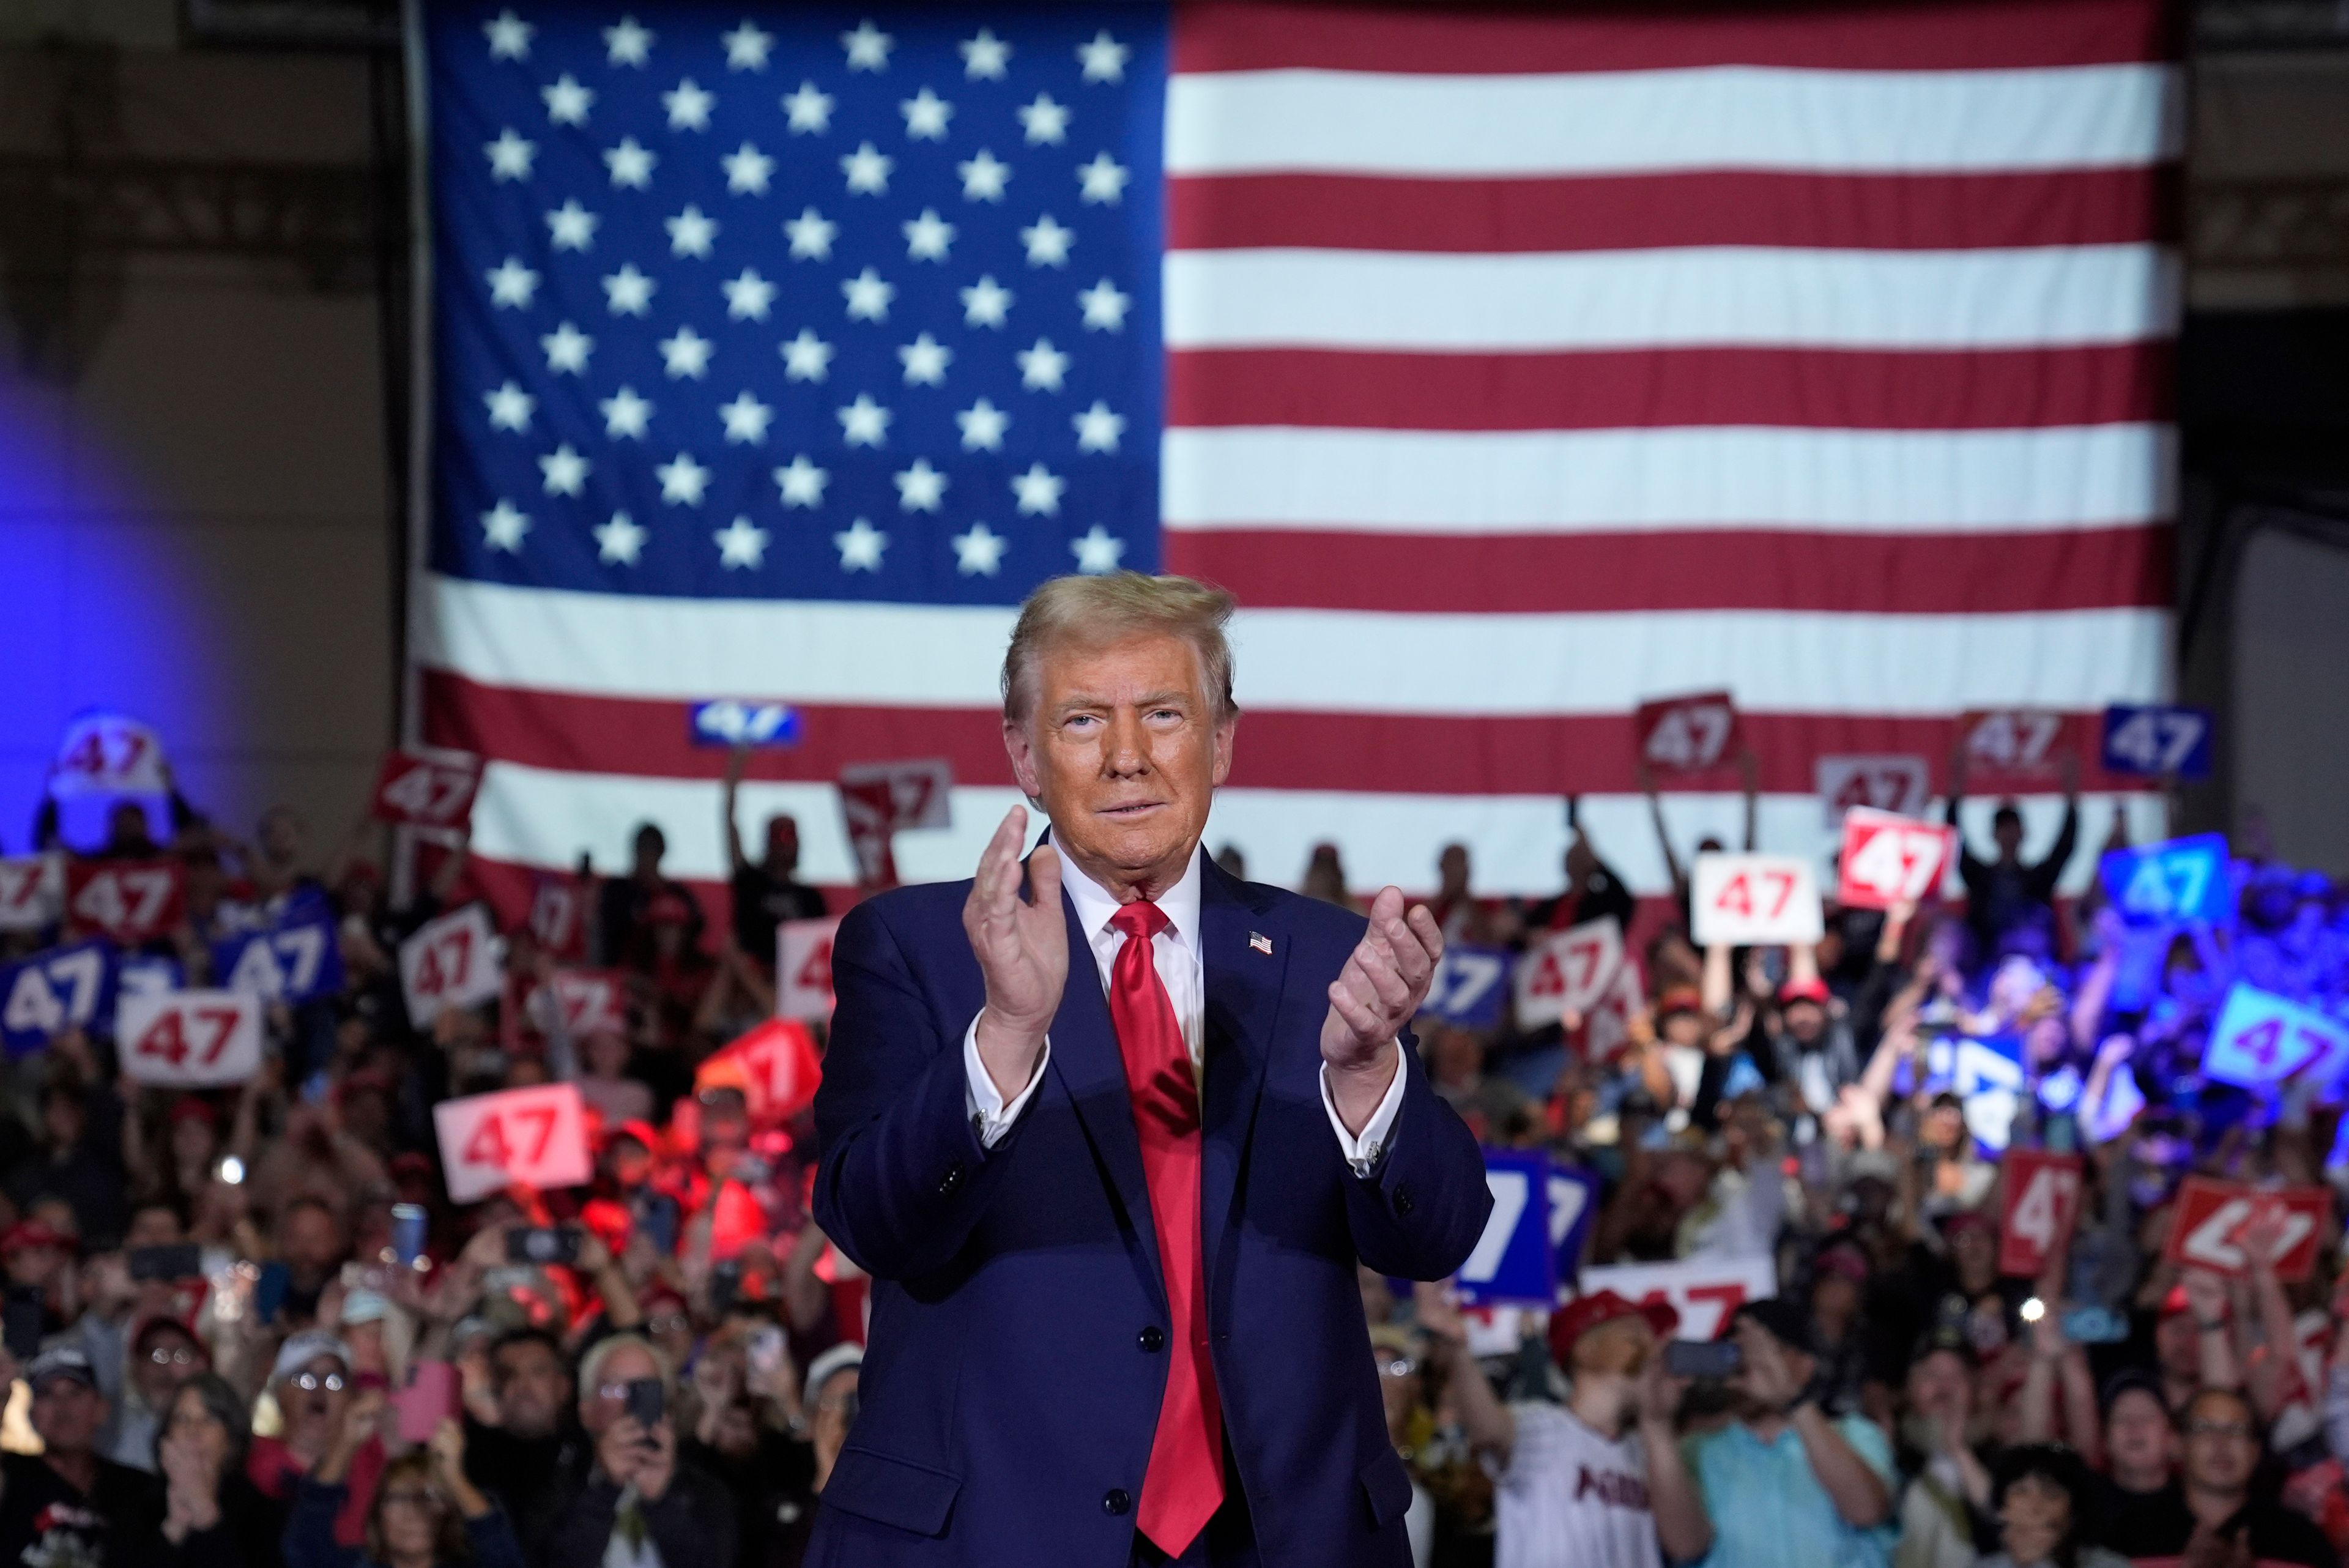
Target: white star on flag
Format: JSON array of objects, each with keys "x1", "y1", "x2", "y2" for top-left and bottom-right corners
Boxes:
[
  {"x1": 1074, "y1": 401, "x2": 1125, "y2": 452},
  {"x1": 841, "y1": 142, "x2": 892, "y2": 195},
  {"x1": 959, "y1": 29, "x2": 1011, "y2": 80},
  {"x1": 782, "y1": 81, "x2": 833, "y2": 133},
  {"x1": 484, "y1": 381, "x2": 535, "y2": 432},
  {"x1": 774, "y1": 455, "x2": 828, "y2": 507},
  {"x1": 486, "y1": 129, "x2": 536, "y2": 180},
  {"x1": 957, "y1": 149, "x2": 1011, "y2": 203},
  {"x1": 722, "y1": 268, "x2": 776, "y2": 320},
  {"x1": 664, "y1": 78, "x2": 715, "y2": 131},
  {"x1": 785, "y1": 207, "x2": 837, "y2": 260},
  {"x1": 595, "y1": 511, "x2": 645, "y2": 565},
  {"x1": 1017, "y1": 338, "x2": 1071, "y2": 392},
  {"x1": 603, "y1": 264, "x2": 655, "y2": 316},
  {"x1": 546, "y1": 201, "x2": 598, "y2": 250},
  {"x1": 834, "y1": 518, "x2": 888, "y2": 570},
  {"x1": 539, "y1": 444, "x2": 589, "y2": 496},
  {"x1": 1070, "y1": 524, "x2": 1126, "y2": 573},
  {"x1": 780, "y1": 329, "x2": 834, "y2": 382},
  {"x1": 842, "y1": 268, "x2": 894, "y2": 321},
  {"x1": 1077, "y1": 31, "x2": 1130, "y2": 83},
  {"x1": 1021, "y1": 215, "x2": 1073, "y2": 267},
  {"x1": 1011, "y1": 461, "x2": 1065, "y2": 515},
  {"x1": 894, "y1": 458, "x2": 948, "y2": 511},
  {"x1": 540, "y1": 321, "x2": 593, "y2": 374},
  {"x1": 600, "y1": 386, "x2": 653, "y2": 439},
  {"x1": 714, "y1": 515, "x2": 769, "y2": 568},
  {"x1": 484, "y1": 9, "x2": 532, "y2": 59},
  {"x1": 898, "y1": 333, "x2": 951, "y2": 385},
  {"x1": 1018, "y1": 93, "x2": 1070, "y2": 145},
  {"x1": 903, "y1": 209, "x2": 954, "y2": 261},
  {"x1": 604, "y1": 138, "x2": 656, "y2": 188},
  {"x1": 666, "y1": 206, "x2": 718, "y2": 257},
  {"x1": 1077, "y1": 153, "x2": 1129, "y2": 206},
  {"x1": 960, "y1": 275, "x2": 1012, "y2": 328},
  {"x1": 1078, "y1": 278, "x2": 1131, "y2": 332},
  {"x1": 957, "y1": 398, "x2": 1009, "y2": 451},
  {"x1": 723, "y1": 143, "x2": 775, "y2": 195},
  {"x1": 604, "y1": 17, "x2": 653, "y2": 67},
  {"x1": 722, "y1": 22, "x2": 772, "y2": 71},
  {"x1": 543, "y1": 74, "x2": 593, "y2": 125},
  {"x1": 837, "y1": 394, "x2": 891, "y2": 446},
  {"x1": 481, "y1": 500, "x2": 531, "y2": 552},
  {"x1": 486, "y1": 256, "x2": 539, "y2": 308},
  {"x1": 952, "y1": 522, "x2": 1008, "y2": 575},
  {"x1": 660, "y1": 325, "x2": 714, "y2": 378},
  {"x1": 719, "y1": 391, "x2": 773, "y2": 444},
  {"x1": 901, "y1": 87, "x2": 952, "y2": 139},
  {"x1": 841, "y1": 20, "x2": 892, "y2": 70},
  {"x1": 656, "y1": 451, "x2": 711, "y2": 505}
]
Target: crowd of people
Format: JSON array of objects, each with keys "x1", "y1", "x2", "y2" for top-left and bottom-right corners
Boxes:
[{"x1": 0, "y1": 748, "x2": 2344, "y2": 1568}]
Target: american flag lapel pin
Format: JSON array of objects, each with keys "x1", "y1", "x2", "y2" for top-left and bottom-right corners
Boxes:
[{"x1": 1249, "y1": 932, "x2": 1272, "y2": 956}]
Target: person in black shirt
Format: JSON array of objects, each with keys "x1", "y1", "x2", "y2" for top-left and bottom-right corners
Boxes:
[
  {"x1": 2096, "y1": 1387, "x2": 2336, "y2": 1568},
  {"x1": 2084, "y1": 1370, "x2": 2177, "y2": 1542},
  {"x1": 1519, "y1": 798, "x2": 1636, "y2": 942},
  {"x1": 1943, "y1": 748, "x2": 2080, "y2": 966},
  {"x1": 597, "y1": 824, "x2": 706, "y2": 970},
  {"x1": 721, "y1": 748, "x2": 826, "y2": 961},
  {"x1": 0, "y1": 1346, "x2": 162, "y2": 1568},
  {"x1": 461, "y1": 1329, "x2": 584, "y2": 1556}
]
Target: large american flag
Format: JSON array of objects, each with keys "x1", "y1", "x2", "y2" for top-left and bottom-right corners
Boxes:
[{"x1": 409, "y1": 0, "x2": 2180, "y2": 911}]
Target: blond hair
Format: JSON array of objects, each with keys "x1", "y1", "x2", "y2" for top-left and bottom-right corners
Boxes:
[{"x1": 1000, "y1": 572, "x2": 1238, "y2": 725}]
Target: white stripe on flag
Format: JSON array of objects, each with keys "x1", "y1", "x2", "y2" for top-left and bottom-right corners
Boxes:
[
  {"x1": 416, "y1": 575, "x2": 2167, "y2": 715},
  {"x1": 1165, "y1": 64, "x2": 2178, "y2": 176},
  {"x1": 1163, "y1": 425, "x2": 2175, "y2": 533},
  {"x1": 1163, "y1": 245, "x2": 2178, "y2": 351},
  {"x1": 469, "y1": 761, "x2": 2165, "y2": 898}
]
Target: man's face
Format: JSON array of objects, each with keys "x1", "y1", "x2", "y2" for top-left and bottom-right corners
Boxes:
[
  {"x1": 127, "y1": 1206, "x2": 184, "y2": 1249},
  {"x1": 2180, "y1": 1393, "x2": 2258, "y2": 1493},
  {"x1": 494, "y1": 1340, "x2": 570, "y2": 1438},
  {"x1": 1573, "y1": 1316, "x2": 1655, "y2": 1379},
  {"x1": 284, "y1": 1355, "x2": 349, "y2": 1431},
  {"x1": 30, "y1": 1378, "x2": 106, "y2": 1454},
  {"x1": 633, "y1": 828, "x2": 664, "y2": 878},
  {"x1": 2155, "y1": 1310, "x2": 2200, "y2": 1376},
  {"x1": 282, "y1": 1206, "x2": 343, "y2": 1275},
  {"x1": 1785, "y1": 999, "x2": 1826, "y2": 1045},
  {"x1": 582, "y1": 1342, "x2": 659, "y2": 1435},
  {"x1": 1438, "y1": 845, "x2": 1469, "y2": 894},
  {"x1": 1994, "y1": 815, "x2": 2025, "y2": 860},
  {"x1": 764, "y1": 818, "x2": 799, "y2": 873},
  {"x1": 1004, "y1": 633, "x2": 1233, "y2": 892},
  {"x1": 134, "y1": 1328, "x2": 203, "y2": 1409},
  {"x1": 2106, "y1": 1388, "x2": 2175, "y2": 1482},
  {"x1": 107, "y1": 803, "x2": 150, "y2": 848},
  {"x1": 1905, "y1": 1348, "x2": 1969, "y2": 1419}
]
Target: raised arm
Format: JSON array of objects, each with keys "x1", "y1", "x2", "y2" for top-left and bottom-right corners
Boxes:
[
  {"x1": 1739, "y1": 745, "x2": 1759, "y2": 852},
  {"x1": 722, "y1": 743, "x2": 750, "y2": 877},
  {"x1": 1641, "y1": 760, "x2": 1688, "y2": 892}
]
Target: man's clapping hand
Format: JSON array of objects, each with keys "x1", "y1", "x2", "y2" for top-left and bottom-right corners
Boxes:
[{"x1": 965, "y1": 805, "x2": 1068, "y2": 1098}]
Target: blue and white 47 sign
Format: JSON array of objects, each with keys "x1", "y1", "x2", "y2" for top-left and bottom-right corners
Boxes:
[
  {"x1": 0, "y1": 942, "x2": 111, "y2": 1055},
  {"x1": 2102, "y1": 705, "x2": 2213, "y2": 781},
  {"x1": 1455, "y1": 1148, "x2": 1556, "y2": 1307},
  {"x1": 212, "y1": 899, "x2": 344, "y2": 1005},
  {"x1": 2101, "y1": 835, "x2": 2231, "y2": 927},
  {"x1": 2205, "y1": 984, "x2": 2349, "y2": 1090},
  {"x1": 1421, "y1": 944, "x2": 1510, "y2": 1029}
]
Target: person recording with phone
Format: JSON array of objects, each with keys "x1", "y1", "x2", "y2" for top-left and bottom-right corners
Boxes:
[
  {"x1": 289, "y1": 1395, "x2": 524, "y2": 1568},
  {"x1": 1416, "y1": 1285, "x2": 1710, "y2": 1568},
  {"x1": 537, "y1": 1335, "x2": 736, "y2": 1568}
]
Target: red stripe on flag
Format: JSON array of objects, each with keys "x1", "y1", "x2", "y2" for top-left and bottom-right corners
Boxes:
[
  {"x1": 1167, "y1": 344, "x2": 2172, "y2": 433},
  {"x1": 1167, "y1": 169, "x2": 2175, "y2": 255},
  {"x1": 1173, "y1": 0, "x2": 2175, "y2": 74},
  {"x1": 1165, "y1": 526, "x2": 2172, "y2": 614},
  {"x1": 420, "y1": 674, "x2": 2157, "y2": 798}
]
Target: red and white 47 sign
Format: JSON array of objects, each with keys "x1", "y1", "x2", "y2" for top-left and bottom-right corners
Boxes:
[
  {"x1": 1576, "y1": 1256, "x2": 1777, "y2": 1340},
  {"x1": 1514, "y1": 918, "x2": 1622, "y2": 1028},
  {"x1": 371, "y1": 748, "x2": 483, "y2": 830},
  {"x1": 1961, "y1": 710, "x2": 2072, "y2": 781},
  {"x1": 117, "y1": 990, "x2": 263, "y2": 1088},
  {"x1": 399, "y1": 904, "x2": 503, "y2": 1027},
  {"x1": 1816, "y1": 756, "x2": 1932, "y2": 827},
  {"x1": 433, "y1": 1083, "x2": 592, "y2": 1203},
  {"x1": 52, "y1": 713, "x2": 170, "y2": 797},
  {"x1": 0, "y1": 856, "x2": 62, "y2": 933},
  {"x1": 2163, "y1": 1177, "x2": 2331, "y2": 1282},
  {"x1": 1634, "y1": 692, "x2": 1740, "y2": 774},
  {"x1": 546, "y1": 970, "x2": 626, "y2": 1039},
  {"x1": 65, "y1": 860, "x2": 184, "y2": 945},
  {"x1": 1836, "y1": 809, "x2": 1957, "y2": 911},
  {"x1": 1691, "y1": 854, "x2": 1824, "y2": 946},
  {"x1": 1998, "y1": 1150, "x2": 2084, "y2": 1278},
  {"x1": 705, "y1": 1018, "x2": 824, "y2": 1124},
  {"x1": 776, "y1": 917, "x2": 841, "y2": 1022}
]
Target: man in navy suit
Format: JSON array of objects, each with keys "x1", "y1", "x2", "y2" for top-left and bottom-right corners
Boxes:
[{"x1": 808, "y1": 573, "x2": 1493, "y2": 1567}]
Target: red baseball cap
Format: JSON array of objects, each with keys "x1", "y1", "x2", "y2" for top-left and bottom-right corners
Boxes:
[
  {"x1": 1655, "y1": 987, "x2": 1704, "y2": 1020},
  {"x1": 1779, "y1": 978, "x2": 1831, "y2": 1007},
  {"x1": 1547, "y1": 1289, "x2": 1679, "y2": 1367}
]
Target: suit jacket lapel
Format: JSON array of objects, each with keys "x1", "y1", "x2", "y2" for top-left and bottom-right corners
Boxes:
[
  {"x1": 1038, "y1": 869, "x2": 1169, "y2": 1316},
  {"x1": 1198, "y1": 856, "x2": 1283, "y2": 1301}
]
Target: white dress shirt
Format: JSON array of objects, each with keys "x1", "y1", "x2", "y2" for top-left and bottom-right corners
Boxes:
[{"x1": 962, "y1": 847, "x2": 1407, "y2": 1176}]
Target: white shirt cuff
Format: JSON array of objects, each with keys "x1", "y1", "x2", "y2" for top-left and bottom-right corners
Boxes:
[
  {"x1": 1321, "y1": 1048, "x2": 1408, "y2": 1178},
  {"x1": 963, "y1": 1014, "x2": 1050, "y2": 1150}
]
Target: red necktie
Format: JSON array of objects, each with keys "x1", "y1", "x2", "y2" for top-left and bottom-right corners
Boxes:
[{"x1": 1107, "y1": 901, "x2": 1224, "y2": 1555}]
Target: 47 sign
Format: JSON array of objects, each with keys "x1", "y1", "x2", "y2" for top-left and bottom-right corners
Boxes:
[
  {"x1": 0, "y1": 943, "x2": 111, "y2": 1055},
  {"x1": 117, "y1": 990, "x2": 262, "y2": 1087},
  {"x1": 432, "y1": 1083, "x2": 592, "y2": 1203},
  {"x1": 65, "y1": 860, "x2": 184, "y2": 945}
]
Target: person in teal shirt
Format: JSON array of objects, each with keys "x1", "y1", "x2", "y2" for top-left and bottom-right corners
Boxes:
[{"x1": 1675, "y1": 1298, "x2": 1901, "y2": 1568}]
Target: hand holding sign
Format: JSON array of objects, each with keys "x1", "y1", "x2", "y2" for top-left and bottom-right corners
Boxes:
[
  {"x1": 1836, "y1": 809, "x2": 1956, "y2": 911},
  {"x1": 117, "y1": 990, "x2": 263, "y2": 1087},
  {"x1": 433, "y1": 1083, "x2": 592, "y2": 1203},
  {"x1": 2163, "y1": 1177, "x2": 2329, "y2": 1281},
  {"x1": 1691, "y1": 854, "x2": 1824, "y2": 946}
]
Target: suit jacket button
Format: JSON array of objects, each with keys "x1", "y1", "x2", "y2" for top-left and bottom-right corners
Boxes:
[
  {"x1": 937, "y1": 1162, "x2": 965, "y2": 1195},
  {"x1": 1103, "y1": 1488, "x2": 1132, "y2": 1515},
  {"x1": 1393, "y1": 1183, "x2": 1415, "y2": 1215},
  {"x1": 1137, "y1": 1326, "x2": 1165, "y2": 1352}
]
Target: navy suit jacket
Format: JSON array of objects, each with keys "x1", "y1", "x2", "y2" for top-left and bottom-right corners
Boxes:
[{"x1": 806, "y1": 852, "x2": 1492, "y2": 1567}]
